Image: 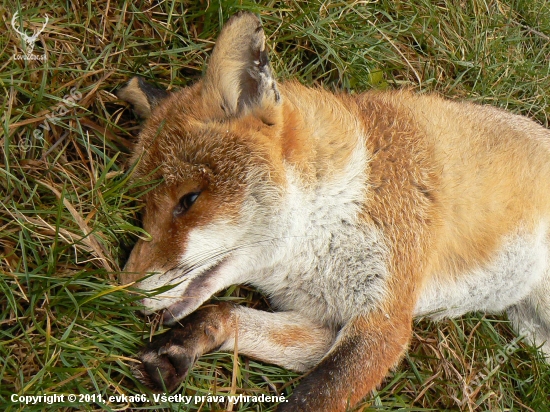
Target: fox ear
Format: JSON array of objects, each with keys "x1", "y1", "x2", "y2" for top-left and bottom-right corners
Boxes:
[
  {"x1": 203, "y1": 12, "x2": 280, "y2": 119},
  {"x1": 118, "y1": 77, "x2": 169, "y2": 118}
]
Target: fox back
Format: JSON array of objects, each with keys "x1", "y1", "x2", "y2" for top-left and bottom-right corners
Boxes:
[{"x1": 119, "y1": 12, "x2": 550, "y2": 411}]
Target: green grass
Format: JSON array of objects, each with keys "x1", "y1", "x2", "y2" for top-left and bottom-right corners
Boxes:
[{"x1": 2, "y1": 0, "x2": 550, "y2": 411}]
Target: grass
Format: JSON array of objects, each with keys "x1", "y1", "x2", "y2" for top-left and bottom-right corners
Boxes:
[{"x1": 1, "y1": 0, "x2": 550, "y2": 411}]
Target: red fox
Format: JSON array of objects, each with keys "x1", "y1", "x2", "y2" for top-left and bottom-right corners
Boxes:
[{"x1": 118, "y1": 12, "x2": 550, "y2": 411}]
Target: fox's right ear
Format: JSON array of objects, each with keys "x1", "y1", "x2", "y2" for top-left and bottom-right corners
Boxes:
[
  {"x1": 202, "y1": 12, "x2": 280, "y2": 122},
  {"x1": 117, "y1": 77, "x2": 169, "y2": 118}
]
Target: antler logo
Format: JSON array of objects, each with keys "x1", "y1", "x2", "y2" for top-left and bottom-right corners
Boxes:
[{"x1": 11, "y1": 11, "x2": 49, "y2": 60}]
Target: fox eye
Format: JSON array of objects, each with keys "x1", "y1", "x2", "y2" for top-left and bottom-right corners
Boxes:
[{"x1": 174, "y1": 192, "x2": 200, "y2": 217}]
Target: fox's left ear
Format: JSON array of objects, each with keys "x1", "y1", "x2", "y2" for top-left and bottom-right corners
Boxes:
[
  {"x1": 117, "y1": 77, "x2": 169, "y2": 118},
  {"x1": 203, "y1": 12, "x2": 281, "y2": 121}
]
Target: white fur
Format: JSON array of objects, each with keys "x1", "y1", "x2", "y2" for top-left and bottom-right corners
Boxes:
[
  {"x1": 219, "y1": 306, "x2": 336, "y2": 371},
  {"x1": 250, "y1": 138, "x2": 390, "y2": 326},
  {"x1": 415, "y1": 223, "x2": 549, "y2": 319}
]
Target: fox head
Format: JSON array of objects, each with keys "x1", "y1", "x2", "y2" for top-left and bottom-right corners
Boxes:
[{"x1": 119, "y1": 13, "x2": 288, "y2": 324}]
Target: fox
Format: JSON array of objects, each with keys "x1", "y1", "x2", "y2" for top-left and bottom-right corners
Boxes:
[{"x1": 118, "y1": 11, "x2": 550, "y2": 412}]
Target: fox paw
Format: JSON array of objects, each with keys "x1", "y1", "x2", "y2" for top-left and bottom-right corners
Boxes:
[{"x1": 133, "y1": 303, "x2": 234, "y2": 392}]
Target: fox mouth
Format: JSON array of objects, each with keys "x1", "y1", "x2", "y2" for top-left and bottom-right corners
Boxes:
[{"x1": 160, "y1": 257, "x2": 229, "y2": 324}]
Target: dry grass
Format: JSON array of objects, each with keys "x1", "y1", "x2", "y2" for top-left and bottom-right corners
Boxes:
[{"x1": 1, "y1": 1, "x2": 550, "y2": 411}]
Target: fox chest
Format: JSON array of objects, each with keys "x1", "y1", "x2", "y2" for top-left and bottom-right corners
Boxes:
[{"x1": 258, "y1": 223, "x2": 390, "y2": 326}]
